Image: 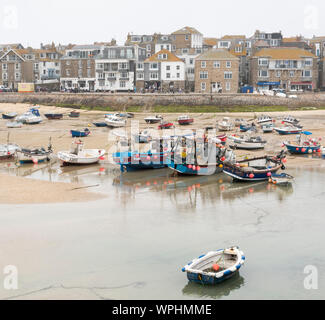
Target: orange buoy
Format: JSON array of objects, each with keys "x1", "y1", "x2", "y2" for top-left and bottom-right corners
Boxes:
[{"x1": 212, "y1": 264, "x2": 220, "y2": 272}]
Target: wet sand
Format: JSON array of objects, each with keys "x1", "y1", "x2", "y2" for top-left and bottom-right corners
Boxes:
[
  {"x1": 0, "y1": 173, "x2": 104, "y2": 204},
  {"x1": 1, "y1": 103, "x2": 325, "y2": 204}
]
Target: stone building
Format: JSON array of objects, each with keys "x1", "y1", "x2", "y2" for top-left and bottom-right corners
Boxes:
[
  {"x1": 194, "y1": 49, "x2": 239, "y2": 93},
  {"x1": 250, "y1": 48, "x2": 318, "y2": 91}
]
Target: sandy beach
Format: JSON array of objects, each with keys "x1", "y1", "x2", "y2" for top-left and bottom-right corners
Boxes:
[{"x1": 1, "y1": 102, "x2": 325, "y2": 204}]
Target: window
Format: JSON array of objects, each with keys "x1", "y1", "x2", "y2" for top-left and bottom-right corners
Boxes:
[
  {"x1": 15, "y1": 72, "x2": 20, "y2": 80},
  {"x1": 150, "y1": 63, "x2": 158, "y2": 70},
  {"x1": 201, "y1": 61, "x2": 206, "y2": 68},
  {"x1": 200, "y1": 71, "x2": 208, "y2": 79},
  {"x1": 66, "y1": 69, "x2": 70, "y2": 76},
  {"x1": 224, "y1": 72, "x2": 233, "y2": 79},
  {"x1": 98, "y1": 80, "x2": 105, "y2": 87},
  {"x1": 185, "y1": 35, "x2": 189, "y2": 41},
  {"x1": 146, "y1": 44, "x2": 151, "y2": 52},
  {"x1": 78, "y1": 60, "x2": 82, "y2": 68},
  {"x1": 98, "y1": 73, "x2": 105, "y2": 79},
  {"x1": 276, "y1": 71, "x2": 281, "y2": 77},
  {"x1": 258, "y1": 59, "x2": 269, "y2": 66},
  {"x1": 302, "y1": 70, "x2": 311, "y2": 77},
  {"x1": 172, "y1": 45, "x2": 176, "y2": 51},
  {"x1": 2, "y1": 72, "x2": 7, "y2": 80},
  {"x1": 177, "y1": 73, "x2": 180, "y2": 78},
  {"x1": 201, "y1": 82, "x2": 206, "y2": 91},
  {"x1": 166, "y1": 66, "x2": 170, "y2": 71},
  {"x1": 97, "y1": 63, "x2": 104, "y2": 70},
  {"x1": 137, "y1": 63, "x2": 144, "y2": 70},
  {"x1": 87, "y1": 69, "x2": 91, "y2": 77},
  {"x1": 219, "y1": 41, "x2": 230, "y2": 48},
  {"x1": 120, "y1": 72, "x2": 128, "y2": 79},
  {"x1": 258, "y1": 70, "x2": 269, "y2": 78},
  {"x1": 120, "y1": 81, "x2": 126, "y2": 88},
  {"x1": 119, "y1": 62, "x2": 128, "y2": 70},
  {"x1": 235, "y1": 47, "x2": 242, "y2": 53},
  {"x1": 166, "y1": 73, "x2": 171, "y2": 79},
  {"x1": 182, "y1": 48, "x2": 189, "y2": 54},
  {"x1": 189, "y1": 59, "x2": 194, "y2": 65},
  {"x1": 137, "y1": 72, "x2": 144, "y2": 80},
  {"x1": 15, "y1": 63, "x2": 20, "y2": 70},
  {"x1": 34, "y1": 63, "x2": 39, "y2": 71},
  {"x1": 150, "y1": 73, "x2": 158, "y2": 79},
  {"x1": 214, "y1": 61, "x2": 220, "y2": 68},
  {"x1": 226, "y1": 82, "x2": 231, "y2": 91},
  {"x1": 305, "y1": 59, "x2": 313, "y2": 67},
  {"x1": 2, "y1": 63, "x2": 7, "y2": 70},
  {"x1": 289, "y1": 71, "x2": 295, "y2": 77},
  {"x1": 176, "y1": 65, "x2": 180, "y2": 70}
]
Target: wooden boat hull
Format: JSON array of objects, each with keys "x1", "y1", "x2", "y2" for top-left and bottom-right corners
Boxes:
[
  {"x1": 182, "y1": 247, "x2": 245, "y2": 286},
  {"x1": 45, "y1": 114, "x2": 63, "y2": 120}
]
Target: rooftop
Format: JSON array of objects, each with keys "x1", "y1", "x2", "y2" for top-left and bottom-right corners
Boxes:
[
  {"x1": 253, "y1": 48, "x2": 316, "y2": 59},
  {"x1": 145, "y1": 49, "x2": 184, "y2": 63},
  {"x1": 172, "y1": 26, "x2": 202, "y2": 36},
  {"x1": 196, "y1": 49, "x2": 239, "y2": 61}
]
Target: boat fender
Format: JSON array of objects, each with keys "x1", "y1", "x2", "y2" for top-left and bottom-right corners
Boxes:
[
  {"x1": 212, "y1": 264, "x2": 220, "y2": 272},
  {"x1": 281, "y1": 165, "x2": 286, "y2": 170}
]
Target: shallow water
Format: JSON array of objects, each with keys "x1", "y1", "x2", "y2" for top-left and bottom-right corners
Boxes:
[{"x1": 0, "y1": 161, "x2": 325, "y2": 300}]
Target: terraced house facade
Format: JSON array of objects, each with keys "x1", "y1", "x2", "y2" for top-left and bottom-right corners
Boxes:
[
  {"x1": 194, "y1": 49, "x2": 239, "y2": 93},
  {"x1": 250, "y1": 48, "x2": 318, "y2": 91}
]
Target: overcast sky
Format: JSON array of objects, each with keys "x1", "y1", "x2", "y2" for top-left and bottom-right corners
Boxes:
[{"x1": 0, "y1": 0, "x2": 324, "y2": 48}]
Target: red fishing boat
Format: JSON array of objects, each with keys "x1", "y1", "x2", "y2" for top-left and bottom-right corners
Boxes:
[
  {"x1": 158, "y1": 122, "x2": 174, "y2": 130},
  {"x1": 178, "y1": 115, "x2": 194, "y2": 126}
]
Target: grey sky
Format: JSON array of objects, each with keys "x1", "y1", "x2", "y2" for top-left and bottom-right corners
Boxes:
[{"x1": 0, "y1": 0, "x2": 324, "y2": 48}]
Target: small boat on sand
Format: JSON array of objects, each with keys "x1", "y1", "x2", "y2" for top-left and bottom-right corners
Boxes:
[
  {"x1": 274, "y1": 125, "x2": 303, "y2": 135},
  {"x1": 240, "y1": 123, "x2": 257, "y2": 133},
  {"x1": 158, "y1": 122, "x2": 174, "y2": 130},
  {"x1": 182, "y1": 247, "x2": 245, "y2": 285},
  {"x1": 262, "y1": 124, "x2": 274, "y2": 133},
  {"x1": 284, "y1": 132, "x2": 322, "y2": 154},
  {"x1": 257, "y1": 115, "x2": 273, "y2": 125},
  {"x1": 45, "y1": 113, "x2": 63, "y2": 120},
  {"x1": 282, "y1": 115, "x2": 300, "y2": 126},
  {"x1": 218, "y1": 117, "x2": 234, "y2": 131},
  {"x1": 16, "y1": 139, "x2": 52, "y2": 164},
  {"x1": 145, "y1": 115, "x2": 163, "y2": 124},
  {"x1": 57, "y1": 140, "x2": 105, "y2": 166},
  {"x1": 223, "y1": 150, "x2": 287, "y2": 182},
  {"x1": 16, "y1": 108, "x2": 42, "y2": 124},
  {"x1": 269, "y1": 173, "x2": 294, "y2": 185},
  {"x1": 105, "y1": 115, "x2": 126, "y2": 128},
  {"x1": 71, "y1": 129, "x2": 90, "y2": 138},
  {"x1": 228, "y1": 135, "x2": 267, "y2": 150},
  {"x1": 2, "y1": 112, "x2": 17, "y2": 120},
  {"x1": 178, "y1": 115, "x2": 194, "y2": 126},
  {"x1": 0, "y1": 144, "x2": 20, "y2": 160},
  {"x1": 7, "y1": 121, "x2": 22, "y2": 128},
  {"x1": 134, "y1": 129, "x2": 152, "y2": 143},
  {"x1": 69, "y1": 111, "x2": 80, "y2": 118},
  {"x1": 93, "y1": 122, "x2": 107, "y2": 127}
]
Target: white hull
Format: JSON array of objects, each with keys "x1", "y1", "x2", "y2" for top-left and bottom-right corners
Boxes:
[
  {"x1": 7, "y1": 121, "x2": 23, "y2": 128},
  {"x1": 17, "y1": 151, "x2": 51, "y2": 163},
  {"x1": 0, "y1": 144, "x2": 20, "y2": 159},
  {"x1": 58, "y1": 149, "x2": 105, "y2": 165},
  {"x1": 229, "y1": 140, "x2": 266, "y2": 150},
  {"x1": 218, "y1": 124, "x2": 234, "y2": 131}
]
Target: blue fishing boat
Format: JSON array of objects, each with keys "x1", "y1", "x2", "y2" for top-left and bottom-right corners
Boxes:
[
  {"x1": 2, "y1": 112, "x2": 17, "y2": 120},
  {"x1": 223, "y1": 150, "x2": 287, "y2": 182},
  {"x1": 167, "y1": 136, "x2": 225, "y2": 176},
  {"x1": 274, "y1": 126, "x2": 302, "y2": 135},
  {"x1": 93, "y1": 122, "x2": 107, "y2": 127},
  {"x1": 113, "y1": 151, "x2": 168, "y2": 172},
  {"x1": 240, "y1": 123, "x2": 257, "y2": 133},
  {"x1": 182, "y1": 247, "x2": 245, "y2": 285},
  {"x1": 70, "y1": 129, "x2": 90, "y2": 138},
  {"x1": 284, "y1": 131, "x2": 322, "y2": 154}
]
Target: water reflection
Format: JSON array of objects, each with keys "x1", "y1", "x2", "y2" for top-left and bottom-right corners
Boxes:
[
  {"x1": 0, "y1": 160, "x2": 295, "y2": 209},
  {"x1": 182, "y1": 273, "x2": 245, "y2": 299}
]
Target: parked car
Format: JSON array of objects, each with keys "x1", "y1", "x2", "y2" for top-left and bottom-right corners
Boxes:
[{"x1": 0, "y1": 85, "x2": 10, "y2": 92}]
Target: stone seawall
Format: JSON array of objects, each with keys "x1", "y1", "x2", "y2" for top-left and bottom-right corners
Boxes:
[{"x1": 1, "y1": 92, "x2": 325, "y2": 110}]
